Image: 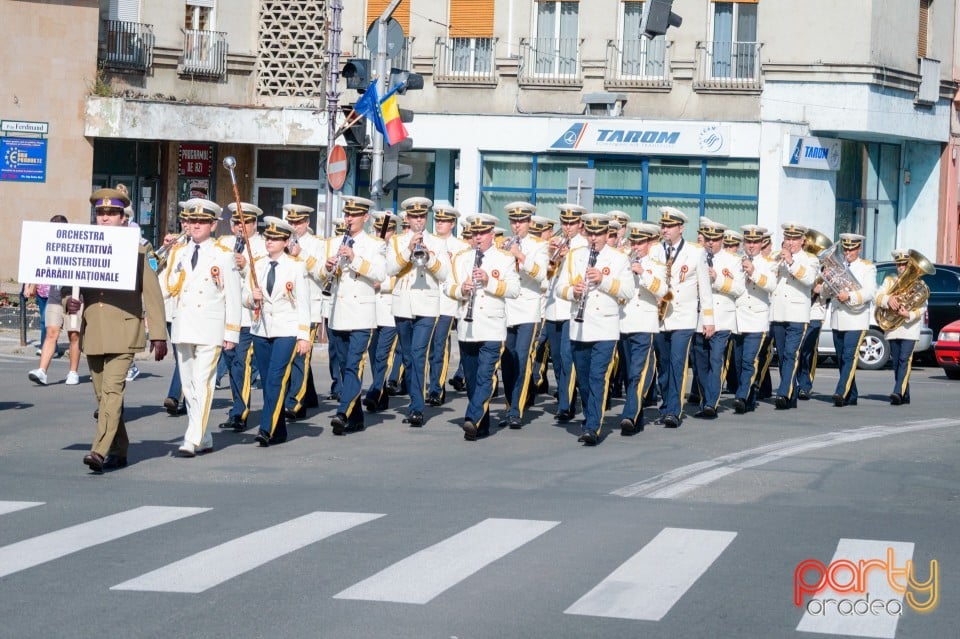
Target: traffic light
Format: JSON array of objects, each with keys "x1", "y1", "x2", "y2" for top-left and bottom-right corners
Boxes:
[
  {"x1": 387, "y1": 68, "x2": 424, "y2": 94},
  {"x1": 342, "y1": 59, "x2": 372, "y2": 92},
  {"x1": 341, "y1": 105, "x2": 367, "y2": 147},
  {"x1": 640, "y1": 0, "x2": 682, "y2": 39},
  {"x1": 382, "y1": 137, "x2": 413, "y2": 193}
]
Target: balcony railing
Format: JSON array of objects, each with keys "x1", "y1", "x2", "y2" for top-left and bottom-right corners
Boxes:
[
  {"x1": 100, "y1": 20, "x2": 154, "y2": 72},
  {"x1": 179, "y1": 29, "x2": 228, "y2": 79},
  {"x1": 434, "y1": 37, "x2": 498, "y2": 84},
  {"x1": 604, "y1": 38, "x2": 671, "y2": 88},
  {"x1": 351, "y1": 36, "x2": 413, "y2": 73},
  {"x1": 694, "y1": 41, "x2": 763, "y2": 90},
  {"x1": 518, "y1": 37, "x2": 583, "y2": 86}
]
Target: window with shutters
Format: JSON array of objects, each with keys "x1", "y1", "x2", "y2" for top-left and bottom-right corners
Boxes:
[
  {"x1": 180, "y1": 0, "x2": 226, "y2": 78},
  {"x1": 534, "y1": 1, "x2": 579, "y2": 76},
  {"x1": 695, "y1": 1, "x2": 761, "y2": 90},
  {"x1": 436, "y1": 0, "x2": 496, "y2": 80},
  {"x1": 102, "y1": 0, "x2": 153, "y2": 72},
  {"x1": 918, "y1": 0, "x2": 928, "y2": 58},
  {"x1": 610, "y1": 1, "x2": 667, "y2": 83},
  {"x1": 257, "y1": 0, "x2": 326, "y2": 97}
]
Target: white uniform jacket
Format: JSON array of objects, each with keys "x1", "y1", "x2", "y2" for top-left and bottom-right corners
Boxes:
[
  {"x1": 876, "y1": 275, "x2": 925, "y2": 340},
  {"x1": 217, "y1": 233, "x2": 266, "y2": 329},
  {"x1": 704, "y1": 250, "x2": 745, "y2": 333},
  {"x1": 386, "y1": 230, "x2": 451, "y2": 319},
  {"x1": 242, "y1": 253, "x2": 311, "y2": 341},
  {"x1": 506, "y1": 234, "x2": 549, "y2": 326},
  {"x1": 294, "y1": 231, "x2": 326, "y2": 323},
  {"x1": 320, "y1": 232, "x2": 387, "y2": 331},
  {"x1": 650, "y1": 240, "x2": 714, "y2": 331},
  {"x1": 736, "y1": 255, "x2": 777, "y2": 333},
  {"x1": 544, "y1": 234, "x2": 589, "y2": 322},
  {"x1": 161, "y1": 238, "x2": 241, "y2": 346},
  {"x1": 437, "y1": 234, "x2": 469, "y2": 317},
  {"x1": 769, "y1": 251, "x2": 818, "y2": 323},
  {"x1": 558, "y1": 245, "x2": 634, "y2": 342},
  {"x1": 620, "y1": 253, "x2": 667, "y2": 334},
  {"x1": 829, "y1": 258, "x2": 877, "y2": 331},
  {"x1": 445, "y1": 246, "x2": 520, "y2": 343}
]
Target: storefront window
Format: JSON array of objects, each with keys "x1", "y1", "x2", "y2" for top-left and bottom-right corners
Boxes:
[
  {"x1": 257, "y1": 149, "x2": 320, "y2": 180},
  {"x1": 536, "y1": 155, "x2": 588, "y2": 189},
  {"x1": 482, "y1": 154, "x2": 533, "y2": 188},
  {"x1": 648, "y1": 158, "x2": 700, "y2": 194}
]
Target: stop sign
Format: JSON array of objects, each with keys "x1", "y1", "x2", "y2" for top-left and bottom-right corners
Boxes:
[{"x1": 327, "y1": 145, "x2": 348, "y2": 191}]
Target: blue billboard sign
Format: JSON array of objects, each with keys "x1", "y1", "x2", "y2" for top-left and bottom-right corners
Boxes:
[{"x1": 1, "y1": 137, "x2": 47, "y2": 182}]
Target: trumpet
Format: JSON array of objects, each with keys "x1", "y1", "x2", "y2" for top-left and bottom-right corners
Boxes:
[
  {"x1": 151, "y1": 232, "x2": 188, "y2": 272},
  {"x1": 548, "y1": 236, "x2": 570, "y2": 268},
  {"x1": 573, "y1": 248, "x2": 600, "y2": 323},
  {"x1": 463, "y1": 249, "x2": 484, "y2": 323},
  {"x1": 322, "y1": 234, "x2": 354, "y2": 296},
  {"x1": 411, "y1": 237, "x2": 429, "y2": 267}
]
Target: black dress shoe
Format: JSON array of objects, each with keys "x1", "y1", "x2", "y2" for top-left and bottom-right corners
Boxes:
[
  {"x1": 163, "y1": 397, "x2": 179, "y2": 415},
  {"x1": 449, "y1": 377, "x2": 466, "y2": 392},
  {"x1": 733, "y1": 398, "x2": 746, "y2": 414},
  {"x1": 385, "y1": 381, "x2": 401, "y2": 396},
  {"x1": 902, "y1": 396, "x2": 910, "y2": 405},
  {"x1": 663, "y1": 414, "x2": 680, "y2": 428},
  {"x1": 269, "y1": 434, "x2": 287, "y2": 445},
  {"x1": 425, "y1": 393, "x2": 442, "y2": 407},
  {"x1": 331, "y1": 413, "x2": 348, "y2": 436},
  {"x1": 580, "y1": 430, "x2": 599, "y2": 446},
  {"x1": 103, "y1": 454, "x2": 128, "y2": 469},
  {"x1": 620, "y1": 419, "x2": 637, "y2": 436},
  {"x1": 775, "y1": 396, "x2": 789, "y2": 410},
  {"x1": 555, "y1": 409, "x2": 575, "y2": 422},
  {"x1": 695, "y1": 406, "x2": 717, "y2": 419},
  {"x1": 507, "y1": 416, "x2": 523, "y2": 430},
  {"x1": 327, "y1": 392, "x2": 341, "y2": 401},
  {"x1": 254, "y1": 432, "x2": 270, "y2": 447},
  {"x1": 284, "y1": 406, "x2": 306, "y2": 420},
  {"x1": 404, "y1": 411, "x2": 424, "y2": 427},
  {"x1": 889, "y1": 393, "x2": 902, "y2": 405},
  {"x1": 798, "y1": 390, "x2": 810, "y2": 401},
  {"x1": 462, "y1": 419, "x2": 478, "y2": 441},
  {"x1": 83, "y1": 452, "x2": 105, "y2": 473},
  {"x1": 362, "y1": 396, "x2": 377, "y2": 412},
  {"x1": 832, "y1": 394, "x2": 844, "y2": 407}
]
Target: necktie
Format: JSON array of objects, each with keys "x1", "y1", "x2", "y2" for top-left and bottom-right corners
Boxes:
[
  {"x1": 266, "y1": 261, "x2": 277, "y2": 296},
  {"x1": 191, "y1": 243, "x2": 200, "y2": 270}
]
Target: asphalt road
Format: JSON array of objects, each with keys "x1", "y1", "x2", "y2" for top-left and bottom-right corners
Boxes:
[{"x1": 0, "y1": 341, "x2": 958, "y2": 639}]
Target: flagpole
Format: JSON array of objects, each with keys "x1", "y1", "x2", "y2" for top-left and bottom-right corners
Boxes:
[
  {"x1": 369, "y1": 0, "x2": 401, "y2": 210},
  {"x1": 324, "y1": 0, "x2": 343, "y2": 239}
]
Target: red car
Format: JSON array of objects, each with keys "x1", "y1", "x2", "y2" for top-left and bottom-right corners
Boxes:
[{"x1": 935, "y1": 319, "x2": 960, "y2": 379}]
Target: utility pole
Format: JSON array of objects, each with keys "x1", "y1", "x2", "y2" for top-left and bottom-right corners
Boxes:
[
  {"x1": 324, "y1": 0, "x2": 344, "y2": 238},
  {"x1": 368, "y1": 0, "x2": 401, "y2": 209}
]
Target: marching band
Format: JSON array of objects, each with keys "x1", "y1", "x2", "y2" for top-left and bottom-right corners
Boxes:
[{"x1": 69, "y1": 184, "x2": 938, "y2": 470}]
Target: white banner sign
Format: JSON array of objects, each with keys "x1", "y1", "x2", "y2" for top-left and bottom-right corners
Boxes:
[
  {"x1": 547, "y1": 121, "x2": 731, "y2": 156},
  {"x1": 18, "y1": 221, "x2": 141, "y2": 291},
  {"x1": 783, "y1": 135, "x2": 842, "y2": 171}
]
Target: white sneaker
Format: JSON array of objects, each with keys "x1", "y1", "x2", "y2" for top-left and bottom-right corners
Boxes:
[
  {"x1": 126, "y1": 364, "x2": 140, "y2": 382},
  {"x1": 65, "y1": 371, "x2": 80, "y2": 385},
  {"x1": 28, "y1": 368, "x2": 47, "y2": 385},
  {"x1": 34, "y1": 348, "x2": 42, "y2": 356}
]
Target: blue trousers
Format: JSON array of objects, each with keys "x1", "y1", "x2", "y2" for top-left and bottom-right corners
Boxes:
[
  {"x1": 572, "y1": 340, "x2": 617, "y2": 436},
  {"x1": 330, "y1": 328, "x2": 372, "y2": 426},
  {"x1": 833, "y1": 329, "x2": 866, "y2": 403},
  {"x1": 544, "y1": 319, "x2": 576, "y2": 413},
  {"x1": 733, "y1": 331, "x2": 766, "y2": 410},
  {"x1": 531, "y1": 319, "x2": 550, "y2": 389},
  {"x1": 365, "y1": 325, "x2": 398, "y2": 407},
  {"x1": 252, "y1": 335, "x2": 296, "y2": 441},
  {"x1": 459, "y1": 340, "x2": 502, "y2": 435},
  {"x1": 165, "y1": 322, "x2": 184, "y2": 408},
  {"x1": 797, "y1": 319, "x2": 822, "y2": 394},
  {"x1": 502, "y1": 322, "x2": 538, "y2": 420},
  {"x1": 620, "y1": 332, "x2": 655, "y2": 425},
  {"x1": 427, "y1": 315, "x2": 455, "y2": 399},
  {"x1": 327, "y1": 320, "x2": 342, "y2": 397},
  {"x1": 889, "y1": 338, "x2": 916, "y2": 401},
  {"x1": 223, "y1": 326, "x2": 255, "y2": 424},
  {"x1": 396, "y1": 316, "x2": 435, "y2": 414},
  {"x1": 655, "y1": 329, "x2": 694, "y2": 419},
  {"x1": 285, "y1": 323, "x2": 319, "y2": 412},
  {"x1": 771, "y1": 321, "x2": 806, "y2": 406},
  {"x1": 692, "y1": 329, "x2": 732, "y2": 411}
]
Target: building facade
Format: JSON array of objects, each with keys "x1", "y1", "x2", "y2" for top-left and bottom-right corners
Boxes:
[{"x1": 2, "y1": 0, "x2": 958, "y2": 282}]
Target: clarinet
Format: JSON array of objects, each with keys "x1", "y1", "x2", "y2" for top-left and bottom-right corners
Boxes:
[
  {"x1": 234, "y1": 235, "x2": 246, "y2": 254},
  {"x1": 573, "y1": 248, "x2": 600, "y2": 323},
  {"x1": 321, "y1": 234, "x2": 353, "y2": 296},
  {"x1": 706, "y1": 250, "x2": 714, "y2": 268},
  {"x1": 463, "y1": 249, "x2": 484, "y2": 323}
]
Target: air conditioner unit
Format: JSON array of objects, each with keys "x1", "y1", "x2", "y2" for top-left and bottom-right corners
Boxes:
[
  {"x1": 915, "y1": 57, "x2": 940, "y2": 106},
  {"x1": 581, "y1": 92, "x2": 627, "y2": 117}
]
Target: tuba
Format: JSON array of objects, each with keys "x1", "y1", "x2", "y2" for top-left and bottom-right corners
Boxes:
[
  {"x1": 802, "y1": 229, "x2": 833, "y2": 257},
  {"x1": 875, "y1": 250, "x2": 935, "y2": 331},
  {"x1": 817, "y1": 243, "x2": 862, "y2": 298}
]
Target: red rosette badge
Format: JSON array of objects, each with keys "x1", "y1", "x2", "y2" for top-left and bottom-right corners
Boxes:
[
  {"x1": 601, "y1": 266, "x2": 611, "y2": 276},
  {"x1": 210, "y1": 266, "x2": 222, "y2": 288},
  {"x1": 491, "y1": 269, "x2": 500, "y2": 279},
  {"x1": 679, "y1": 264, "x2": 689, "y2": 282}
]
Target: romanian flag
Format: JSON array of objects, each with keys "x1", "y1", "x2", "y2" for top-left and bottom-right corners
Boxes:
[{"x1": 379, "y1": 90, "x2": 409, "y2": 147}]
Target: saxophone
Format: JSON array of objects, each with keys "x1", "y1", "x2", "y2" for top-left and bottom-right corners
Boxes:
[
  {"x1": 875, "y1": 250, "x2": 935, "y2": 331},
  {"x1": 657, "y1": 243, "x2": 675, "y2": 322}
]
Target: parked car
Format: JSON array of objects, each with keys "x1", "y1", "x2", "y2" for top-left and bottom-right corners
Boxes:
[
  {"x1": 816, "y1": 305, "x2": 933, "y2": 370},
  {"x1": 934, "y1": 319, "x2": 960, "y2": 379}
]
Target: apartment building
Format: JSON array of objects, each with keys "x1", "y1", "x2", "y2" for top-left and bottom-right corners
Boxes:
[{"x1": 2, "y1": 0, "x2": 957, "y2": 284}]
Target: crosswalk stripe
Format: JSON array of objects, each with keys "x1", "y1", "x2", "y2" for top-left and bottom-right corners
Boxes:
[
  {"x1": 0, "y1": 501, "x2": 44, "y2": 516},
  {"x1": 564, "y1": 527, "x2": 737, "y2": 621},
  {"x1": 796, "y1": 539, "x2": 914, "y2": 638},
  {"x1": 334, "y1": 518, "x2": 560, "y2": 604},
  {"x1": 0, "y1": 506, "x2": 209, "y2": 579},
  {"x1": 111, "y1": 511, "x2": 384, "y2": 593}
]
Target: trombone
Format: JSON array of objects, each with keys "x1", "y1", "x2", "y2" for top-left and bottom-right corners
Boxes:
[{"x1": 151, "y1": 232, "x2": 188, "y2": 272}]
